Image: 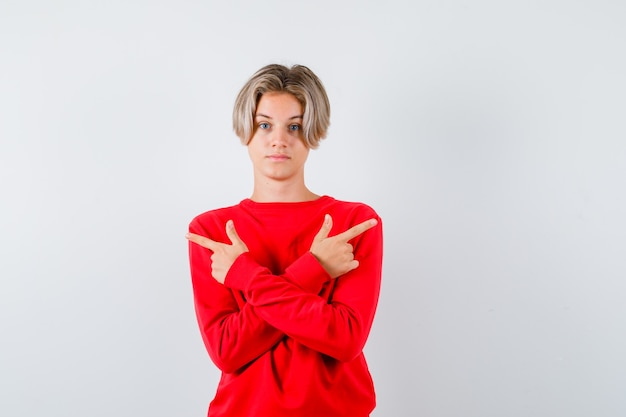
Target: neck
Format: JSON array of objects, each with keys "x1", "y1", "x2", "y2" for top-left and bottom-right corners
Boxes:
[{"x1": 250, "y1": 178, "x2": 319, "y2": 203}]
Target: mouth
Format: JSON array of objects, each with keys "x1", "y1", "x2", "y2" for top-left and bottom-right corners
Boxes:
[{"x1": 267, "y1": 154, "x2": 290, "y2": 161}]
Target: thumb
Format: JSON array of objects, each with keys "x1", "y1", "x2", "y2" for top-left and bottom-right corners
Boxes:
[
  {"x1": 313, "y1": 214, "x2": 332, "y2": 243},
  {"x1": 225, "y1": 220, "x2": 245, "y2": 247}
]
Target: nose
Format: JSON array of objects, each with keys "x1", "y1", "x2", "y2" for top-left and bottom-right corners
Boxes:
[{"x1": 270, "y1": 128, "x2": 289, "y2": 147}]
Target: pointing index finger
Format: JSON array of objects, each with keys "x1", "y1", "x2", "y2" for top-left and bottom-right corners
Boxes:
[
  {"x1": 336, "y1": 218, "x2": 378, "y2": 241},
  {"x1": 186, "y1": 232, "x2": 219, "y2": 251}
]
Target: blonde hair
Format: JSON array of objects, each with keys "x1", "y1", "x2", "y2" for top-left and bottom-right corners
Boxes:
[{"x1": 232, "y1": 64, "x2": 330, "y2": 149}]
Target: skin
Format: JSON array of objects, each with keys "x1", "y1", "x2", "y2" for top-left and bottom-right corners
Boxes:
[
  {"x1": 186, "y1": 92, "x2": 377, "y2": 283},
  {"x1": 246, "y1": 92, "x2": 315, "y2": 203}
]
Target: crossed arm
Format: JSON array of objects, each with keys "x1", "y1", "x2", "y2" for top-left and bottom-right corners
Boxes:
[{"x1": 188, "y1": 214, "x2": 381, "y2": 371}]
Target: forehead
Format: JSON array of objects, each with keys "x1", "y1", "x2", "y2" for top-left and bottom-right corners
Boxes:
[{"x1": 255, "y1": 92, "x2": 302, "y2": 117}]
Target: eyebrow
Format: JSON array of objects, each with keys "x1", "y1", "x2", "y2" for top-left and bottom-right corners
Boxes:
[{"x1": 255, "y1": 113, "x2": 303, "y2": 120}]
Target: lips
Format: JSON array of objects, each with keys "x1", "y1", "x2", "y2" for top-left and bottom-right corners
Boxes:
[{"x1": 267, "y1": 154, "x2": 290, "y2": 161}]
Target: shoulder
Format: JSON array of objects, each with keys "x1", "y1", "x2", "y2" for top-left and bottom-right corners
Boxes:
[
  {"x1": 188, "y1": 202, "x2": 244, "y2": 233},
  {"x1": 326, "y1": 196, "x2": 380, "y2": 219},
  {"x1": 326, "y1": 197, "x2": 383, "y2": 250}
]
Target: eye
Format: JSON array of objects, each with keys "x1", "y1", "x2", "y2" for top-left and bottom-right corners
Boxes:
[
  {"x1": 258, "y1": 122, "x2": 270, "y2": 130},
  {"x1": 289, "y1": 124, "x2": 301, "y2": 131}
]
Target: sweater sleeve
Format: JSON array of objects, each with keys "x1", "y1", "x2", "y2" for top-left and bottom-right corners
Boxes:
[
  {"x1": 224, "y1": 217, "x2": 383, "y2": 363},
  {"x1": 188, "y1": 220, "x2": 284, "y2": 374}
]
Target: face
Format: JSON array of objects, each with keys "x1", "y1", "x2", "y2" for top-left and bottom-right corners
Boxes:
[{"x1": 248, "y1": 92, "x2": 310, "y2": 183}]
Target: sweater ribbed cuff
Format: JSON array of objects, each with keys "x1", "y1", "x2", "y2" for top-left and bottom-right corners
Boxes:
[
  {"x1": 284, "y1": 252, "x2": 331, "y2": 293},
  {"x1": 224, "y1": 252, "x2": 330, "y2": 294}
]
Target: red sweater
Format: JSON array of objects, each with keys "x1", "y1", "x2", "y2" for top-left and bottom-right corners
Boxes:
[{"x1": 188, "y1": 196, "x2": 383, "y2": 417}]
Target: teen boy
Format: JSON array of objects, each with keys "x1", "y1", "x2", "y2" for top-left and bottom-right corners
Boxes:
[{"x1": 187, "y1": 64, "x2": 383, "y2": 417}]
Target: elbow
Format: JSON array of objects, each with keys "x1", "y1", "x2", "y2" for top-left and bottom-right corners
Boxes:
[
  {"x1": 205, "y1": 343, "x2": 246, "y2": 374},
  {"x1": 202, "y1": 337, "x2": 247, "y2": 374},
  {"x1": 324, "y1": 325, "x2": 369, "y2": 363},
  {"x1": 333, "y1": 351, "x2": 361, "y2": 363},
  {"x1": 325, "y1": 310, "x2": 371, "y2": 362},
  {"x1": 209, "y1": 353, "x2": 240, "y2": 374},
  {"x1": 332, "y1": 339, "x2": 366, "y2": 363},
  {"x1": 198, "y1": 327, "x2": 241, "y2": 373}
]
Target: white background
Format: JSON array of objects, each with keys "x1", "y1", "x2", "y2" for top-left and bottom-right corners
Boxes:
[{"x1": 1, "y1": 1, "x2": 625, "y2": 416}]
